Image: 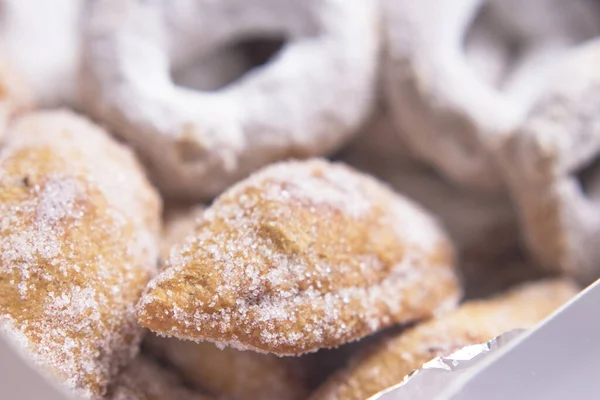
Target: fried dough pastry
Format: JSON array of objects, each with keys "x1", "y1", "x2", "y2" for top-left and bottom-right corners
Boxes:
[
  {"x1": 145, "y1": 335, "x2": 308, "y2": 400},
  {"x1": 0, "y1": 111, "x2": 161, "y2": 398},
  {"x1": 137, "y1": 159, "x2": 460, "y2": 355},
  {"x1": 83, "y1": 0, "x2": 379, "y2": 200},
  {"x1": 309, "y1": 279, "x2": 579, "y2": 400},
  {"x1": 106, "y1": 354, "x2": 211, "y2": 400},
  {"x1": 382, "y1": 0, "x2": 600, "y2": 192},
  {"x1": 152, "y1": 204, "x2": 308, "y2": 400},
  {"x1": 497, "y1": 39, "x2": 600, "y2": 284}
]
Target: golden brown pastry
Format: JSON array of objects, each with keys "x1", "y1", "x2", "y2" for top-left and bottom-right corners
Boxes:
[
  {"x1": 145, "y1": 335, "x2": 308, "y2": 400},
  {"x1": 309, "y1": 279, "x2": 579, "y2": 400},
  {"x1": 106, "y1": 354, "x2": 211, "y2": 400},
  {"x1": 137, "y1": 159, "x2": 460, "y2": 355},
  {"x1": 151, "y1": 205, "x2": 308, "y2": 400},
  {"x1": 0, "y1": 111, "x2": 161, "y2": 398}
]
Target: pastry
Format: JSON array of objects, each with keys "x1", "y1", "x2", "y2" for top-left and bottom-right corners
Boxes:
[
  {"x1": 498, "y1": 39, "x2": 600, "y2": 283},
  {"x1": 150, "y1": 203, "x2": 308, "y2": 400},
  {"x1": 309, "y1": 278, "x2": 578, "y2": 400},
  {"x1": 0, "y1": 110, "x2": 161, "y2": 397},
  {"x1": 137, "y1": 159, "x2": 460, "y2": 355},
  {"x1": 82, "y1": 0, "x2": 379, "y2": 200},
  {"x1": 382, "y1": 0, "x2": 600, "y2": 191}
]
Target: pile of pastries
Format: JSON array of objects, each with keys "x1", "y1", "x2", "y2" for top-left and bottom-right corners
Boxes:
[{"x1": 0, "y1": 0, "x2": 598, "y2": 399}]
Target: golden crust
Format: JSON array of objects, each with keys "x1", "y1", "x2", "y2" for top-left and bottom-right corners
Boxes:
[
  {"x1": 154, "y1": 205, "x2": 307, "y2": 399},
  {"x1": 137, "y1": 159, "x2": 460, "y2": 355},
  {"x1": 145, "y1": 335, "x2": 308, "y2": 400},
  {"x1": 0, "y1": 111, "x2": 161, "y2": 398},
  {"x1": 309, "y1": 279, "x2": 579, "y2": 400},
  {"x1": 106, "y1": 354, "x2": 211, "y2": 400}
]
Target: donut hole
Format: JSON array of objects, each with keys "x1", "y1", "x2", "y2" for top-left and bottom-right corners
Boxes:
[
  {"x1": 575, "y1": 156, "x2": 600, "y2": 200},
  {"x1": 464, "y1": 0, "x2": 600, "y2": 97},
  {"x1": 171, "y1": 37, "x2": 286, "y2": 92}
]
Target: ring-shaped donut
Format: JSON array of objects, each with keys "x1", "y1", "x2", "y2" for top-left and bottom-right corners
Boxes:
[
  {"x1": 82, "y1": 0, "x2": 379, "y2": 200},
  {"x1": 498, "y1": 39, "x2": 600, "y2": 284},
  {"x1": 382, "y1": 0, "x2": 600, "y2": 191}
]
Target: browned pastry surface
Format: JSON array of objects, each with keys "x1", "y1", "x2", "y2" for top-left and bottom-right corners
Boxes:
[
  {"x1": 106, "y1": 354, "x2": 211, "y2": 400},
  {"x1": 137, "y1": 159, "x2": 460, "y2": 355},
  {"x1": 309, "y1": 279, "x2": 578, "y2": 400},
  {"x1": 0, "y1": 110, "x2": 161, "y2": 398},
  {"x1": 151, "y1": 204, "x2": 308, "y2": 400}
]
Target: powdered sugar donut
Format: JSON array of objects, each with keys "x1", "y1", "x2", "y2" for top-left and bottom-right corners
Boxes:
[
  {"x1": 82, "y1": 0, "x2": 379, "y2": 200},
  {"x1": 382, "y1": 0, "x2": 600, "y2": 191},
  {"x1": 498, "y1": 39, "x2": 600, "y2": 283},
  {"x1": 0, "y1": 0, "x2": 255, "y2": 109}
]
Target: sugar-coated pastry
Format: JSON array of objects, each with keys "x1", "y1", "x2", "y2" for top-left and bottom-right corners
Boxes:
[
  {"x1": 497, "y1": 39, "x2": 600, "y2": 284},
  {"x1": 137, "y1": 159, "x2": 460, "y2": 355},
  {"x1": 82, "y1": 0, "x2": 379, "y2": 200},
  {"x1": 0, "y1": 111, "x2": 161, "y2": 397},
  {"x1": 382, "y1": 0, "x2": 600, "y2": 191},
  {"x1": 150, "y1": 204, "x2": 308, "y2": 400},
  {"x1": 309, "y1": 279, "x2": 578, "y2": 400}
]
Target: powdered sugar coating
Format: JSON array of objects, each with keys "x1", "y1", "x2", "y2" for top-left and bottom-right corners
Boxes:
[
  {"x1": 309, "y1": 279, "x2": 579, "y2": 400},
  {"x1": 137, "y1": 159, "x2": 460, "y2": 355},
  {"x1": 83, "y1": 0, "x2": 379, "y2": 200},
  {"x1": 0, "y1": 111, "x2": 161, "y2": 398}
]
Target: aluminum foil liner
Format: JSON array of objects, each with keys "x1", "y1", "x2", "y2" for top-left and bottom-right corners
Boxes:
[{"x1": 368, "y1": 329, "x2": 525, "y2": 400}]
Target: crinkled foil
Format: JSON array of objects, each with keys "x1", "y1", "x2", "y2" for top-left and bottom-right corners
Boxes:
[{"x1": 368, "y1": 329, "x2": 525, "y2": 400}]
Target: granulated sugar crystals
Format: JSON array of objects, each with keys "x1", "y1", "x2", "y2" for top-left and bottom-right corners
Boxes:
[
  {"x1": 137, "y1": 159, "x2": 461, "y2": 355},
  {"x1": 0, "y1": 111, "x2": 161, "y2": 398}
]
